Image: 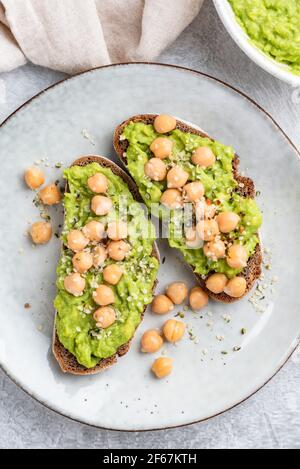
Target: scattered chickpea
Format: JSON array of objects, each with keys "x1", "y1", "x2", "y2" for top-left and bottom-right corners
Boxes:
[
  {"x1": 160, "y1": 189, "x2": 183, "y2": 209},
  {"x1": 150, "y1": 137, "x2": 173, "y2": 159},
  {"x1": 107, "y1": 240, "x2": 130, "y2": 261},
  {"x1": 24, "y1": 167, "x2": 45, "y2": 190},
  {"x1": 166, "y1": 282, "x2": 188, "y2": 305},
  {"x1": 144, "y1": 158, "x2": 167, "y2": 181},
  {"x1": 72, "y1": 251, "x2": 93, "y2": 274},
  {"x1": 30, "y1": 221, "x2": 52, "y2": 244},
  {"x1": 153, "y1": 114, "x2": 177, "y2": 134},
  {"x1": 195, "y1": 200, "x2": 216, "y2": 220},
  {"x1": 189, "y1": 286, "x2": 209, "y2": 310},
  {"x1": 82, "y1": 220, "x2": 105, "y2": 242},
  {"x1": 192, "y1": 147, "x2": 216, "y2": 167},
  {"x1": 103, "y1": 264, "x2": 123, "y2": 285},
  {"x1": 107, "y1": 221, "x2": 128, "y2": 241},
  {"x1": 92, "y1": 244, "x2": 107, "y2": 268},
  {"x1": 87, "y1": 173, "x2": 108, "y2": 194},
  {"x1": 203, "y1": 239, "x2": 226, "y2": 260},
  {"x1": 39, "y1": 184, "x2": 61, "y2": 205},
  {"x1": 67, "y1": 229, "x2": 89, "y2": 252},
  {"x1": 93, "y1": 284, "x2": 115, "y2": 306},
  {"x1": 184, "y1": 227, "x2": 201, "y2": 248},
  {"x1": 196, "y1": 219, "x2": 219, "y2": 241},
  {"x1": 167, "y1": 165, "x2": 189, "y2": 189},
  {"x1": 91, "y1": 195, "x2": 113, "y2": 216},
  {"x1": 141, "y1": 330, "x2": 163, "y2": 353},
  {"x1": 224, "y1": 276, "x2": 247, "y2": 298},
  {"x1": 151, "y1": 357, "x2": 173, "y2": 379},
  {"x1": 64, "y1": 273, "x2": 85, "y2": 296},
  {"x1": 216, "y1": 212, "x2": 240, "y2": 233},
  {"x1": 93, "y1": 306, "x2": 116, "y2": 329},
  {"x1": 163, "y1": 319, "x2": 185, "y2": 343},
  {"x1": 152, "y1": 294, "x2": 174, "y2": 314},
  {"x1": 226, "y1": 244, "x2": 248, "y2": 269},
  {"x1": 183, "y1": 181, "x2": 205, "y2": 202},
  {"x1": 205, "y1": 273, "x2": 228, "y2": 294}
]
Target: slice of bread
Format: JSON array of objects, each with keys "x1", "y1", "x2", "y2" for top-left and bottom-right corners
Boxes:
[
  {"x1": 113, "y1": 115, "x2": 262, "y2": 303},
  {"x1": 53, "y1": 155, "x2": 160, "y2": 375}
]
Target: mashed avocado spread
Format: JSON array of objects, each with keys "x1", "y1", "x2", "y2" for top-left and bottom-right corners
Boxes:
[
  {"x1": 123, "y1": 122, "x2": 262, "y2": 279},
  {"x1": 54, "y1": 163, "x2": 158, "y2": 369},
  {"x1": 229, "y1": 0, "x2": 300, "y2": 75}
]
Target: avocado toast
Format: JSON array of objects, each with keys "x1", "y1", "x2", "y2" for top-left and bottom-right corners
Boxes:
[
  {"x1": 53, "y1": 155, "x2": 159, "y2": 375},
  {"x1": 114, "y1": 114, "x2": 262, "y2": 303}
]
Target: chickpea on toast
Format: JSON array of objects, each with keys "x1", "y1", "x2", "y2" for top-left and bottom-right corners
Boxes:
[
  {"x1": 53, "y1": 155, "x2": 159, "y2": 375},
  {"x1": 114, "y1": 114, "x2": 262, "y2": 303}
]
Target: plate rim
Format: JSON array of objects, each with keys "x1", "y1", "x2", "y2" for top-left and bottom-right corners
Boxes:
[{"x1": 0, "y1": 61, "x2": 299, "y2": 432}]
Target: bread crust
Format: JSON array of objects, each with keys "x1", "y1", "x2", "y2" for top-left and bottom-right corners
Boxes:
[
  {"x1": 113, "y1": 115, "x2": 262, "y2": 303},
  {"x1": 53, "y1": 155, "x2": 160, "y2": 375}
]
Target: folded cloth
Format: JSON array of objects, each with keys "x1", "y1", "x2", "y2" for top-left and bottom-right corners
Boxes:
[{"x1": 0, "y1": 0, "x2": 203, "y2": 74}]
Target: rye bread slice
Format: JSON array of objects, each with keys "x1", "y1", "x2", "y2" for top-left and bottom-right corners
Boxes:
[
  {"x1": 53, "y1": 155, "x2": 160, "y2": 375},
  {"x1": 113, "y1": 115, "x2": 262, "y2": 303}
]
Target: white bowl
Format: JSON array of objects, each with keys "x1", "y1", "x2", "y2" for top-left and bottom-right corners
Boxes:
[{"x1": 213, "y1": 0, "x2": 300, "y2": 87}]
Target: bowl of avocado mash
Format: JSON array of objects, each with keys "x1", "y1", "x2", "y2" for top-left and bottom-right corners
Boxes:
[{"x1": 214, "y1": 0, "x2": 300, "y2": 86}]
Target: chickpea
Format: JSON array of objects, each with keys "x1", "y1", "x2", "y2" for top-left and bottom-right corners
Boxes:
[
  {"x1": 103, "y1": 264, "x2": 123, "y2": 285},
  {"x1": 226, "y1": 244, "x2": 248, "y2": 269},
  {"x1": 205, "y1": 273, "x2": 228, "y2": 294},
  {"x1": 24, "y1": 167, "x2": 45, "y2": 190},
  {"x1": 93, "y1": 284, "x2": 115, "y2": 306},
  {"x1": 196, "y1": 219, "x2": 219, "y2": 241},
  {"x1": 107, "y1": 240, "x2": 130, "y2": 261},
  {"x1": 91, "y1": 195, "x2": 113, "y2": 216},
  {"x1": 72, "y1": 251, "x2": 93, "y2": 274},
  {"x1": 166, "y1": 282, "x2": 188, "y2": 305},
  {"x1": 183, "y1": 181, "x2": 205, "y2": 202},
  {"x1": 144, "y1": 158, "x2": 167, "y2": 181},
  {"x1": 195, "y1": 200, "x2": 217, "y2": 220},
  {"x1": 167, "y1": 166, "x2": 189, "y2": 189},
  {"x1": 107, "y1": 221, "x2": 128, "y2": 241},
  {"x1": 150, "y1": 137, "x2": 173, "y2": 159},
  {"x1": 67, "y1": 230, "x2": 89, "y2": 252},
  {"x1": 39, "y1": 184, "x2": 61, "y2": 205},
  {"x1": 152, "y1": 295, "x2": 174, "y2": 314},
  {"x1": 92, "y1": 244, "x2": 107, "y2": 268},
  {"x1": 151, "y1": 357, "x2": 173, "y2": 379},
  {"x1": 141, "y1": 330, "x2": 163, "y2": 353},
  {"x1": 192, "y1": 147, "x2": 216, "y2": 167},
  {"x1": 189, "y1": 286, "x2": 209, "y2": 310},
  {"x1": 160, "y1": 189, "x2": 183, "y2": 209},
  {"x1": 217, "y1": 212, "x2": 240, "y2": 233},
  {"x1": 30, "y1": 221, "x2": 52, "y2": 244},
  {"x1": 93, "y1": 306, "x2": 116, "y2": 329},
  {"x1": 185, "y1": 227, "x2": 202, "y2": 248},
  {"x1": 64, "y1": 273, "x2": 85, "y2": 296},
  {"x1": 203, "y1": 239, "x2": 226, "y2": 260},
  {"x1": 87, "y1": 173, "x2": 108, "y2": 194},
  {"x1": 154, "y1": 114, "x2": 177, "y2": 134},
  {"x1": 163, "y1": 319, "x2": 185, "y2": 343},
  {"x1": 82, "y1": 220, "x2": 105, "y2": 242},
  {"x1": 224, "y1": 276, "x2": 247, "y2": 298}
]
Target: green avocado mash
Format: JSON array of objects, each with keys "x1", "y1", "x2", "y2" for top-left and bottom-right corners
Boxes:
[
  {"x1": 228, "y1": 0, "x2": 300, "y2": 75},
  {"x1": 123, "y1": 122, "x2": 262, "y2": 279},
  {"x1": 54, "y1": 163, "x2": 159, "y2": 369}
]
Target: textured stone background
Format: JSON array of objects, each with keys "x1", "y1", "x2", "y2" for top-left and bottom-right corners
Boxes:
[{"x1": 0, "y1": 0, "x2": 299, "y2": 449}]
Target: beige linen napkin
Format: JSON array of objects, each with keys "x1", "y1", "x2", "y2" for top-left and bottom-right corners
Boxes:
[{"x1": 0, "y1": 0, "x2": 203, "y2": 74}]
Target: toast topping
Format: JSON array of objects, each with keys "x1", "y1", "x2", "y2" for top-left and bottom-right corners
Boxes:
[
  {"x1": 54, "y1": 163, "x2": 159, "y2": 368},
  {"x1": 121, "y1": 118, "x2": 262, "y2": 297}
]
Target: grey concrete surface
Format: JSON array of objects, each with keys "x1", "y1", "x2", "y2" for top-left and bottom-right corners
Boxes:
[{"x1": 0, "y1": 0, "x2": 299, "y2": 449}]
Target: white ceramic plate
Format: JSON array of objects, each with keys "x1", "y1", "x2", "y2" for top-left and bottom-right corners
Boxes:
[
  {"x1": 0, "y1": 63, "x2": 299, "y2": 431},
  {"x1": 213, "y1": 0, "x2": 300, "y2": 87}
]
